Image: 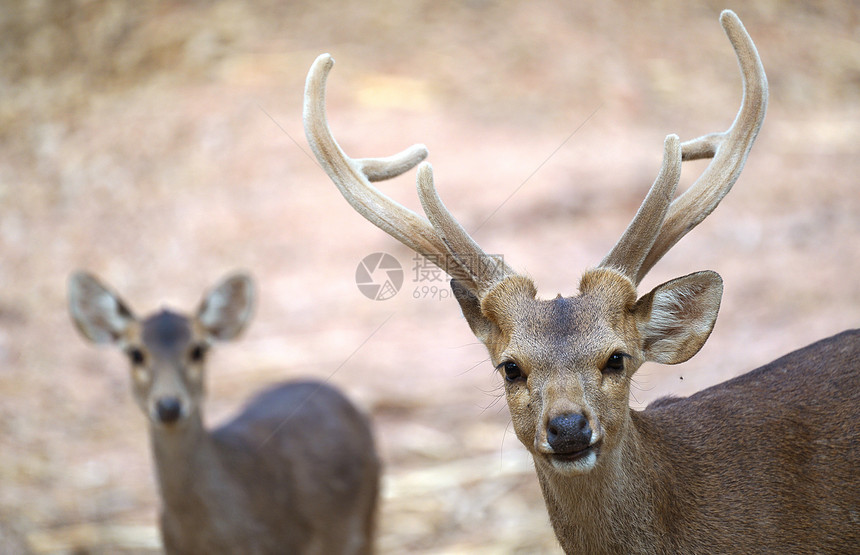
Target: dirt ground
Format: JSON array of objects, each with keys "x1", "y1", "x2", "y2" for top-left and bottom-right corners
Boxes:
[{"x1": 1, "y1": 1, "x2": 858, "y2": 553}]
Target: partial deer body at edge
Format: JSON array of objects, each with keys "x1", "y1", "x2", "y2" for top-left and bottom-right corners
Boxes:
[{"x1": 69, "y1": 272, "x2": 380, "y2": 555}]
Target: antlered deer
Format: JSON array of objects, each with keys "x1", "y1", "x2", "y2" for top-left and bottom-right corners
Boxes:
[
  {"x1": 303, "y1": 9, "x2": 859, "y2": 554},
  {"x1": 68, "y1": 272, "x2": 380, "y2": 554}
]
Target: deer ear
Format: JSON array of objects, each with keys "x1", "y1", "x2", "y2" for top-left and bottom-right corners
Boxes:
[
  {"x1": 451, "y1": 279, "x2": 498, "y2": 345},
  {"x1": 68, "y1": 272, "x2": 136, "y2": 345},
  {"x1": 197, "y1": 273, "x2": 255, "y2": 341},
  {"x1": 635, "y1": 271, "x2": 723, "y2": 364}
]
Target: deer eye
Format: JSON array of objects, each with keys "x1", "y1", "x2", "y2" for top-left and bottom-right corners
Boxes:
[
  {"x1": 603, "y1": 352, "x2": 627, "y2": 374},
  {"x1": 189, "y1": 344, "x2": 207, "y2": 363},
  {"x1": 500, "y1": 361, "x2": 524, "y2": 383},
  {"x1": 127, "y1": 347, "x2": 146, "y2": 366}
]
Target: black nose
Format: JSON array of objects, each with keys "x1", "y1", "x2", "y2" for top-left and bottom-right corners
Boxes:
[
  {"x1": 156, "y1": 397, "x2": 182, "y2": 423},
  {"x1": 547, "y1": 413, "x2": 592, "y2": 454}
]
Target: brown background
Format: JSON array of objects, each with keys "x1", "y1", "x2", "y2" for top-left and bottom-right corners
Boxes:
[{"x1": 1, "y1": 1, "x2": 858, "y2": 553}]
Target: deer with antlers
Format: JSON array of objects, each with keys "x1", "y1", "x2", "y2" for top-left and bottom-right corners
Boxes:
[{"x1": 304, "y1": 10, "x2": 859, "y2": 554}]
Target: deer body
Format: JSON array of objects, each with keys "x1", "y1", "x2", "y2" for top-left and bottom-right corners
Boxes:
[
  {"x1": 68, "y1": 274, "x2": 379, "y2": 555},
  {"x1": 154, "y1": 380, "x2": 377, "y2": 555},
  {"x1": 303, "y1": 9, "x2": 858, "y2": 553}
]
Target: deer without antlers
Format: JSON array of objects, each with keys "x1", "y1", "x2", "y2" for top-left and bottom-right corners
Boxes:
[
  {"x1": 305, "y1": 9, "x2": 860, "y2": 554},
  {"x1": 68, "y1": 272, "x2": 380, "y2": 555}
]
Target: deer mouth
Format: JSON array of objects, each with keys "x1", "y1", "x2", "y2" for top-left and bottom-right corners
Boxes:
[
  {"x1": 554, "y1": 439, "x2": 601, "y2": 460},
  {"x1": 547, "y1": 439, "x2": 602, "y2": 472}
]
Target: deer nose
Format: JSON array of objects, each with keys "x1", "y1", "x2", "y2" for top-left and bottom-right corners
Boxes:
[
  {"x1": 155, "y1": 397, "x2": 182, "y2": 424},
  {"x1": 547, "y1": 413, "x2": 592, "y2": 454}
]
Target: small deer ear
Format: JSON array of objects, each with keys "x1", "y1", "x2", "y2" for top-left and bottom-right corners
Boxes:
[
  {"x1": 196, "y1": 273, "x2": 255, "y2": 341},
  {"x1": 451, "y1": 279, "x2": 498, "y2": 345},
  {"x1": 635, "y1": 271, "x2": 723, "y2": 365},
  {"x1": 68, "y1": 272, "x2": 136, "y2": 345}
]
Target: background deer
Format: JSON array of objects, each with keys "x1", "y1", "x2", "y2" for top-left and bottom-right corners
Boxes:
[
  {"x1": 68, "y1": 271, "x2": 380, "y2": 555},
  {"x1": 304, "y1": 10, "x2": 859, "y2": 554}
]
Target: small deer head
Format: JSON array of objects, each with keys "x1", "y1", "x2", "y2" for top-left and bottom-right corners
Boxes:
[
  {"x1": 304, "y1": 11, "x2": 765, "y2": 475},
  {"x1": 68, "y1": 273, "x2": 255, "y2": 427}
]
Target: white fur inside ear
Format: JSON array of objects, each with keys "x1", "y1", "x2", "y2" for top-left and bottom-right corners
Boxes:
[
  {"x1": 197, "y1": 274, "x2": 255, "y2": 341},
  {"x1": 648, "y1": 286, "x2": 704, "y2": 336},
  {"x1": 68, "y1": 273, "x2": 135, "y2": 345},
  {"x1": 639, "y1": 271, "x2": 722, "y2": 365},
  {"x1": 197, "y1": 291, "x2": 230, "y2": 328}
]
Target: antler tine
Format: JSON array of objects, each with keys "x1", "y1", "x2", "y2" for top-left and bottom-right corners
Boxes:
[
  {"x1": 599, "y1": 134, "x2": 682, "y2": 279},
  {"x1": 636, "y1": 10, "x2": 768, "y2": 283},
  {"x1": 303, "y1": 53, "x2": 448, "y2": 260},
  {"x1": 416, "y1": 163, "x2": 514, "y2": 294},
  {"x1": 355, "y1": 146, "x2": 430, "y2": 183}
]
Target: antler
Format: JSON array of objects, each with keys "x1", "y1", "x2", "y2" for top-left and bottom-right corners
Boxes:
[
  {"x1": 601, "y1": 10, "x2": 768, "y2": 284},
  {"x1": 305, "y1": 10, "x2": 766, "y2": 297},
  {"x1": 416, "y1": 164, "x2": 513, "y2": 289},
  {"x1": 304, "y1": 54, "x2": 514, "y2": 295},
  {"x1": 303, "y1": 54, "x2": 441, "y2": 259}
]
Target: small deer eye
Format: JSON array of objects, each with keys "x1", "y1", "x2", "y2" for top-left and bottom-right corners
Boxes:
[
  {"x1": 189, "y1": 344, "x2": 207, "y2": 363},
  {"x1": 603, "y1": 352, "x2": 627, "y2": 373},
  {"x1": 127, "y1": 347, "x2": 146, "y2": 366},
  {"x1": 501, "y1": 361, "x2": 524, "y2": 383}
]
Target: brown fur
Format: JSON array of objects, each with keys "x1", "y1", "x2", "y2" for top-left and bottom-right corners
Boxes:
[{"x1": 456, "y1": 270, "x2": 859, "y2": 553}]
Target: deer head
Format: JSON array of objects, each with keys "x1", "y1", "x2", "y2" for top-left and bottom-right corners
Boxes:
[
  {"x1": 68, "y1": 272, "x2": 255, "y2": 427},
  {"x1": 304, "y1": 10, "x2": 766, "y2": 476}
]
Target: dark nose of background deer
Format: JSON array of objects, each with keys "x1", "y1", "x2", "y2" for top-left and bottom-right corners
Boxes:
[
  {"x1": 156, "y1": 397, "x2": 182, "y2": 424},
  {"x1": 547, "y1": 413, "x2": 592, "y2": 454}
]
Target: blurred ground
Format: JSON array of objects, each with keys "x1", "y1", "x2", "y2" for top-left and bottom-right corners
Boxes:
[{"x1": 0, "y1": 1, "x2": 858, "y2": 553}]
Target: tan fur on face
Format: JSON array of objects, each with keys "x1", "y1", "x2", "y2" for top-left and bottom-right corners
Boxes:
[{"x1": 473, "y1": 270, "x2": 646, "y2": 473}]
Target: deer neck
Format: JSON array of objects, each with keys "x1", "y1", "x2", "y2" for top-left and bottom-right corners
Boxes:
[
  {"x1": 149, "y1": 412, "x2": 230, "y2": 514},
  {"x1": 149, "y1": 412, "x2": 267, "y2": 551},
  {"x1": 534, "y1": 411, "x2": 668, "y2": 553}
]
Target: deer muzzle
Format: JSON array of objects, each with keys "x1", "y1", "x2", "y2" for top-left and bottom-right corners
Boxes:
[
  {"x1": 538, "y1": 411, "x2": 603, "y2": 474},
  {"x1": 155, "y1": 396, "x2": 183, "y2": 424}
]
